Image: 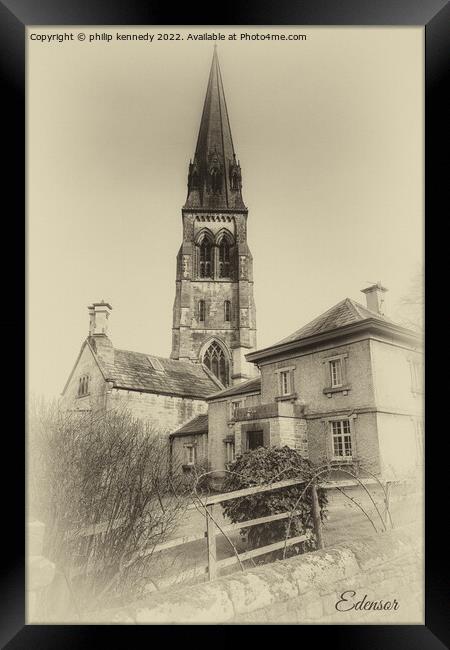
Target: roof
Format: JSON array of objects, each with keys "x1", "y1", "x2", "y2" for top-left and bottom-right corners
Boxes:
[
  {"x1": 98, "y1": 347, "x2": 221, "y2": 399},
  {"x1": 206, "y1": 375, "x2": 261, "y2": 401},
  {"x1": 276, "y1": 298, "x2": 396, "y2": 345},
  {"x1": 170, "y1": 414, "x2": 209, "y2": 438},
  {"x1": 184, "y1": 48, "x2": 246, "y2": 211},
  {"x1": 246, "y1": 298, "x2": 419, "y2": 363}
]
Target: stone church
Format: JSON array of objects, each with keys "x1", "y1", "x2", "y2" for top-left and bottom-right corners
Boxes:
[
  {"x1": 62, "y1": 49, "x2": 423, "y2": 481},
  {"x1": 61, "y1": 49, "x2": 257, "y2": 431}
]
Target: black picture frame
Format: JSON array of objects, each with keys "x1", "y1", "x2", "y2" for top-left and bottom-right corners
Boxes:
[{"x1": 2, "y1": 0, "x2": 447, "y2": 647}]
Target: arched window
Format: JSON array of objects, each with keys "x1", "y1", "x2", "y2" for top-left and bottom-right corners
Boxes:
[
  {"x1": 218, "y1": 238, "x2": 231, "y2": 278},
  {"x1": 78, "y1": 375, "x2": 89, "y2": 397},
  {"x1": 198, "y1": 300, "x2": 206, "y2": 322},
  {"x1": 203, "y1": 341, "x2": 229, "y2": 387},
  {"x1": 224, "y1": 300, "x2": 231, "y2": 322},
  {"x1": 199, "y1": 236, "x2": 213, "y2": 278}
]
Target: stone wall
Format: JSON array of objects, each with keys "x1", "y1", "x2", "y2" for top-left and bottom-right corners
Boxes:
[
  {"x1": 107, "y1": 388, "x2": 207, "y2": 435},
  {"x1": 260, "y1": 339, "x2": 375, "y2": 414},
  {"x1": 60, "y1": 342, "x2": 107, "y2": 412},
  {"x1": 171, "y1": 433, "x2": 208, "y2": 479},
  {"x1": 91, "y1": 526, "x2": 422, "y2": 624}
]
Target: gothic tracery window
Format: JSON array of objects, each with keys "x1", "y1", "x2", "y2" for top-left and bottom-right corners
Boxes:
[
  {"x1": 199, "y1": 236, "x2": 213, "y2": 278},
  {"x1": 218, "y1": 238, "x2": 231, "y2": 278},
  {"x1": 203, "y1": 341, "x2": 229, "y2": 387}
]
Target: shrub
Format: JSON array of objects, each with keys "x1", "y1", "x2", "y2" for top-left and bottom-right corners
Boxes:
[
  {"x1": 222, "y1": 446, "x2": 327, "y2": 559},
  {"x1": 28, "y1": 398, "x2": 187, "y2": 616}
]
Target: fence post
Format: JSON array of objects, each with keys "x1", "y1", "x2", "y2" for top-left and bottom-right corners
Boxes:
[
  {"x1": 206, "y1": 504, "x2": 217, "y2": 581},
  {"x1": 384, "y1": 481, "x2": 392, "y2": 529},
  {"x1": 311, "y1": 481, "x2": 324, "y2": 550}
]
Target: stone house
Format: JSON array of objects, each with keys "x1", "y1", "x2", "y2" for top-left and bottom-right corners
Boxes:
[
  {"x1": 61, "y1": 302, "x2": 221, "y2": 433},
  {"x1": 169, "y1": 414, "x2": 209, "y2": 480},
  {"x1": 202, "y1": 283, "x2": 423, "y2": 481}
]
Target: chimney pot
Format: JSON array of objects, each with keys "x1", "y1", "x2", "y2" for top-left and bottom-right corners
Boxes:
[
  {"x1": 361, "y1": 282, "x2": 388, "y2": 315},
  {"x1": 88, "y1": 301, "x2": 112, "y2": 336}
]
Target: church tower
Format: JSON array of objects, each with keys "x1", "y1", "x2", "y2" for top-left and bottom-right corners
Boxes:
[{"x1": 171, "y1": 48, "x2": 257, "y2": 387}]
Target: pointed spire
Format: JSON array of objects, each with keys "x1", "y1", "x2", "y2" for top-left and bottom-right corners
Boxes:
[{"x1": 185, "y1": 49, "x2": 245, "y2": 210}]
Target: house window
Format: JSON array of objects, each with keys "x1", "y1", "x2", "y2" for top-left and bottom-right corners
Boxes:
[
  {"x1": 184, "y1": 444, "x2": 196, "y2": 466},
  {"x1": 247, "y1": 430, "x2": 264, "y2": 450},
  {"x1": 78, "y1": 375, "x2": 89, "y2": 397},
  {"x1": 198, "y1": 300, "x2": 206, "y2": 322},
  {"x1": 225, "y1": 440, "x2": 235, "y2": 463},
  {"x1": 231, "y1": 400, "x2": 242, "y2": 419},
  {"x1": 330, "y1": 359, "x2": 343, "y2": 387},
  {"x1": 280, "y1": 370, "x2": 292, "y2": 396},
  {"x1": 218, "y1": 238, "x2": 231, "y2": 278},
  {"x1": 410, "y1": 361, "x2": 423, "y2": 394},
  {"x1": 331, "y1": 420, "x2": 352, "y2": 459},
  {"x1": 224, "y1": 300, "x2": 231, "y2": 322},
  {"x1": 199, "y1": 237, "x2": 213, "y2": 278}
]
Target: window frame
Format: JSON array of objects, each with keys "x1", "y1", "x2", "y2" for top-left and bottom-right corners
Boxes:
[
  {"x1": 225, "y1": 440, "x2": 236, "y2": 464},
  {"x1": 203, "y1": 340, "x2": 230, "y2": 387},
  {"x1": 274, "y1": 365, "x2": 296, "y2": 400},
  {"x1": 329, "y1": 358, "x2": 343, "y2": 388},
  {"x1": 198, "y1": 236, "x2": 213, "y2": 279},
  {"x1": 230, "y1": 399, "x2": 242, "y2": 420},
  {"x1": 330, "y1": 418, "x2": 353, "y2": 460},
  {"x1": 218, "y1": 238, "x2": 232, "y2": 278},
  {"x1": 77, "y1": 374, "x2": 90, "y2": 398},
  {"x1": 322, "y1": 353, "x2": 349, "y2": 396},
  {"x1": 183, "y1": 443, "x2": 196, "y2": 466}
]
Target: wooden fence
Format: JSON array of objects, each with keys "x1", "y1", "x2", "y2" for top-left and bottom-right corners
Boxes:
[
  {"x1": 129, "y1": 477, "x2": 322, "y2": 585},
  {"x1": 65, "y1": 475, "x2": 399, "y2": 588}
]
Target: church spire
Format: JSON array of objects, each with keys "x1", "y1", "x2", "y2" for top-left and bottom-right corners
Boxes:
[{"x1": 185, "y1": 49, "x2": 246, "y2": 210}]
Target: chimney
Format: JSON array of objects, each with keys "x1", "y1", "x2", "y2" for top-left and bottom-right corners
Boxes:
[
  {"x1": 361, "y1": 282, "x2": 388, "y2": 315},
  {"x1": 88, "y1": 301, "x2": 112, "y2": 336}
]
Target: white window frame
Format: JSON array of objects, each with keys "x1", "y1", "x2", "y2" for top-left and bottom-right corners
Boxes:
[
  {"x1": 322, "y1": 353, "x2": 349, "y2": 395},
  {"x1": 230, "y1": 399, "x2": 242, "y2": 419},
  {"x1": 275, "y1": 365, "x2": 296, "y2": 397},
  {"x1": 329, "y1": 358, "x2": 343, "y2": 388},
  {"x1": 225, "y1": 440, "x2": 235, "y2": 464},
  {"x1": 330, "y1": 419, "x2": 353, "y2": 460}
]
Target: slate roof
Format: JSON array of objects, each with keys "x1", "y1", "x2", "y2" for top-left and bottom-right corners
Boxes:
[
  {"x1": 206, "y1": 375, "x2": 261, "y2": 401},
  {"x1": 275, "y1": 298, "x2": 396, "y2": 346},
  {"x1": 97, "y1": 347, "x2": 221, "y2": 399},
  {"x1": 170, "y1": 414, "x2": 209, "y2": 438}
]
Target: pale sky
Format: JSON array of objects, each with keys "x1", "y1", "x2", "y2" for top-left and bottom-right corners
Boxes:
[{"x1": 27, "y1": 27, "x2": 423, "y2": 399}]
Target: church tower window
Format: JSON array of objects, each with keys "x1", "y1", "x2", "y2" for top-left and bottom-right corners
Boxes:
[
  {"x1": 203, "y1": 341, "x2": 229, "y2": 387},
  {"x1": 224, "y1": 300, "x2": 231, "y2": 322},
  {"x1": 199, "y1": 236, "x2": 213, "y2": 278},
  {"x1": 218, "y1": 238, "x2": 231, "y2": 278},
  {"x1": 198, "y1": 300, "x2": 206, "y2": 322}
]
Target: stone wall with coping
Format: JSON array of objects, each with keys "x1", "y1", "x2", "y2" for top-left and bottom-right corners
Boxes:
[{"x1": 90, "y1": 526, "x2": 422, "y2": 624}]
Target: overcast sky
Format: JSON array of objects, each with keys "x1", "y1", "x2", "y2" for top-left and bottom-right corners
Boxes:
[{"x1": 27, "y1": 26, "x2": 423, "y2": 399}]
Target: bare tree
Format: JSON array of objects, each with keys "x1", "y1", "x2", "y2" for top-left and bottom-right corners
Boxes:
[
  {"x1": 28, "y1": 397, "x2": 187, "y2": 618},
  {"x1": 395, "y1": 266, "x2": 424, "y2": 333}
]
